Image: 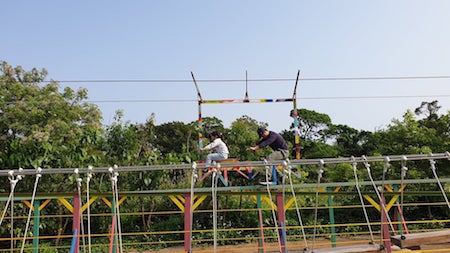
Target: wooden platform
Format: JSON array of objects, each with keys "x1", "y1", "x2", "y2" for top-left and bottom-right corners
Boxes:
[
  {"x1": 311, "y1": 243, "x2": 383, "y2": 253},
  {"x1": 391, "y1": 230, "x2": 450, "y2": 249}
]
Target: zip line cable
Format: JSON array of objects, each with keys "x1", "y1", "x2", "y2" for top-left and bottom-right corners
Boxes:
[{"x1": 4, "y1": 74, "x2": 450, "y2": 84}]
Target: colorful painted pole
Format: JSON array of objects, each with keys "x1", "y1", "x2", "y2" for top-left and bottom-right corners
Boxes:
[
  {"x1": 292, "y1": 70, "x2": 301, "y2": 160},
  {"x1": 191, "y1": 72, "x2": 204, "y2": 161},
  {"x1": 257, "y1": 195, "x2": 266, "y2": 253},
  {"x1": 72, "y1": 192, "x2": 81, "y2": 253},
  {"x1": 191, "y1": 71, "x2": 301, "y2": 162},
  {"x1": 184, "y1": 192, "x2": 192, "y2": 253},
  {"x1": 326, "y1": 187, "x2": 337, "y2": 248},
  {"x1": 32, "y1": 200, "x2": 40, "y2": 253},
  {"x1": 276, "y1": 192, "x2": 287, "y2": 253}
]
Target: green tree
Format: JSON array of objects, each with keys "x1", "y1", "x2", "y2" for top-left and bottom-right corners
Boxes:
[
  {"x1": 0, "y1": 61, "x2": 104, "y2": 169},
  {"x1": 227, "y1": 115, "x2": 265, "y2": 161}
]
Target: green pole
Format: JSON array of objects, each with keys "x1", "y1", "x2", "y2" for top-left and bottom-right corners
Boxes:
[
  {"x1": 32, "y1": 200, "x2": 40, "y2": 253},
  {"x1": 327, "y1": 187, "x2": 336, "y2": 247},
  {"x1": 257, "y1": 195, "x2": 265, "y2": 253},
  {"x1": 112, "y1": 198, "x2": 117, "y2": 253}
]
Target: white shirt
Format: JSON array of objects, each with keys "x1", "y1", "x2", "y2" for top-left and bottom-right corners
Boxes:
[{"x1": 203, "y1": 138, "x2": 229, "y2": 154}]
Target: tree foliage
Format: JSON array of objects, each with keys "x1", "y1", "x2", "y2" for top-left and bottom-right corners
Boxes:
[{"x1": 0, "y1": 61, "x2": 104, "y2": 169}]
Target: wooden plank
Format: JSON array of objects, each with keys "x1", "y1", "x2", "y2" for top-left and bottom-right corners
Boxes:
[
  {"x1": 391, "y1": 230, "x2": 450, "y2": 248},
  {"x1": 312, "y1": 243, "x2": 383, "y2": 253}
]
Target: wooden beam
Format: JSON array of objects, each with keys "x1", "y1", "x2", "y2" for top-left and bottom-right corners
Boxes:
[{"x1": 391, "y1": 230, "x2": 450, "y2": 249}]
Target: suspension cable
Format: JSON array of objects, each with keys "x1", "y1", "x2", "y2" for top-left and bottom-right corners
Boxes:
[
  {"x1": 20, "y1": 167, "x2": 42, "y2": 253},
  {"x1": 284, "y1": 160, "x2": 308, "y2": 251},
  {"x1": 351, "y1": 157, "x2": 375, "y2": 243},
  {"x1": 311, "y1": 159, "x2": 324, "y2": 252},
  {"x1": 262, "y1": 160, "x2": 282, "y2": 252}
]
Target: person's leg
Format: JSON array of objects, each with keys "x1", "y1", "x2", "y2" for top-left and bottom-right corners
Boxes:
[
  {"x1": 207, "y1": 153, "x2": 226, "y2": 163},
  {"x1": 267, "y1": 151, "x2": 284, "y2": 161}
]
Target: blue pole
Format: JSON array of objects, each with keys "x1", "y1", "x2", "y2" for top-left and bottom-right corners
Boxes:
[{"x1": 70, "y1": 229, "x2": 78, "y2": 253}]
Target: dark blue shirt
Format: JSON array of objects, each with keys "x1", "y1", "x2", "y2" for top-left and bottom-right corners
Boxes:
[{"x1": 257, "y1": 131, "x2": 288, "y2": 151}]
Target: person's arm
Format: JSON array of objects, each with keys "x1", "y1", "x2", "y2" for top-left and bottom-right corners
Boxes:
[{"x1": 247, "y1": 145, "x2": 260, "y2": 152}]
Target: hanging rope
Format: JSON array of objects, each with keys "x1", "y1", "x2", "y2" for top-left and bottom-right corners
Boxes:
[
  {"x1": 362, "y1": 156, "x2": 396, "y2": 238},
  {"x1": 0, "y1": 170, "x2": 22, "y2": 226},
  {"x1": 109, "y1": 166, "x2": 124, "y2": 253},
  {"x1": 1, "y1": 169, "x2": 23, "y2": 252},
  {"x1": 211, "y1": 162, "x2": 220, "y2": 253},
  {"x1": 74, "y1": 168, "x2": 87, "y2": 253},
  {"x1": 86, "y1": 166, "x2": 93, "y2": 253},
  {"x1": 284, "y1": 160, "x2": 308, "y2": 251},
  {"x1": 262, "y1": 160, "x2": 282, "y2": 253},
  {"x1": 20, "y1": 167, "x2": 42, "y2": 253},
  {"x1": 429, "y1": 155, "x2": 450, "y2": 211},
  {"x1": 189, "y1": 162, "x2": 198, "y2": 253},
  {"x1": 399, "y1": 156, "x2": 408, "y2": 237},
  {"x1": 351, "y1": 157, "x2": 375, "y2": 243},
  {"x1": 311, "y1": 159, "x2": 324, "y2": 252}
]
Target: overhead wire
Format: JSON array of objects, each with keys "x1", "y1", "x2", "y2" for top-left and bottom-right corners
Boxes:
[{"x1": 4, "y1": 74, "x2": 450, "y2": 84}]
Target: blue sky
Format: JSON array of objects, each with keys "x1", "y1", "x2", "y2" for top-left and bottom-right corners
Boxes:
[{"x1": 2, "y1": 1, "x2": 450, "y2": 132}]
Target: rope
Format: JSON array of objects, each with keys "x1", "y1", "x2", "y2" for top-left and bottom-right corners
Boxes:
[
  {"x1": 311, "y1": 159, "x2": 324, "y2": 251},
  {"x1": 20, "y1": 167, "x2": 42, "y2": 253},
  {"x1": 189, "y1": 162, "x2": 198, "y2": 252},
  {"x1": 74, "y1": 168, "x2": 87, "y2": 253},
  {"x1": 362, "y1": 156, "x2": 396, "y2": 239},
  {"x1": 399, "y1": 156, "x2": 408, "y2": 237},
  {"x1": 351, "y1": 157, "x2": 375, "y2": 243},
  {"x1": 109, "y1": 166, "x2": 124, "y2": 253},
  {"x1": 284, "y1": 160, "x2": 308, "y2": 251},
  {"x1": 211, "y1": 162, "x2": 220, "y2": 253},
  {"x1": 262, "y1": 160, "x2": 282, "y2": 253},
  {"x1": 0, "y1": 170, "x2": 22, "y2": 227},
  {"x1": 86, "y1": 166, "x2": 93, "y2": 253},
  {"x1": 429, "y1": 156, "x2": 450, "y2": 211}
]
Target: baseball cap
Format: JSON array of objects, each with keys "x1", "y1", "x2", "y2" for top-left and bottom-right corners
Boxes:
[{"x1": 257, "y1": 127, "x2": 267, "y2": 137}]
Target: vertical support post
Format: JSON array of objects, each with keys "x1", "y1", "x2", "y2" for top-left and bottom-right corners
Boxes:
[
  {"x1": 184, "y1": 192, "x2": 192, "y2": 253},
  {"x1": 72, "y1": 193, "x2": 80, "y2": 253},
  {"x1": 326, "y1": 187, "x2": 337, "y2": 247},
  {"x1": 257, "y1": 195, "x2": 265, "y2": 253},
  {"x1": 191, "y1": 72, "x2": 204, "y2": 161},
  {"x1": 276, "y1": 192, "x2": 287, "y2": 253},
  {"x1": 292, "y1": 70, "x2": 301, "y2": 160},
  {"x1": 394, "y1": 185, "x2": 402, "y2": 232},
  {"x1": 32, "y1": 199, "x2": 40, "y2": 253},
  {"x1": 380, "y1": 192, "x2": 392, "y2": 253}
]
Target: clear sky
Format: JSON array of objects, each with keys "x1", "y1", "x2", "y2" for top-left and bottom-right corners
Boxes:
[{"x1": 2, "y1": 1, "x2": 450, "y2": 133}]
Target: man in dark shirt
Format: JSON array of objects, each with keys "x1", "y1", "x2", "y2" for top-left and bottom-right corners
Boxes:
[{"x1": 247, "y1": 127, "x2": 289, "y2": 160}]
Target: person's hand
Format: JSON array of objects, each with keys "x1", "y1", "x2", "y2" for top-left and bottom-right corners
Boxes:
[{"x1": 247, "y1": 146, "x2": 256, "y2": 152}]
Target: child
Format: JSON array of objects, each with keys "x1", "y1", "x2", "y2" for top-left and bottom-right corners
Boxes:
[{"x1": 201, "y1": 131, "x2": 229, "y2": 165}]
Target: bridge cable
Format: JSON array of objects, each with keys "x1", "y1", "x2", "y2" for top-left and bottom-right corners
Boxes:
[
  {"x1": 351, "y1": 157, "x2": 375, "y2": 243},
  {"x1": 74, "y1": 168, "x2": 87, "y2": 253},
  {"x1": 86, "y1": 166, "x2": 93, "y2": 253},
  {"x1": 189, "y1": 162, "x2": 198, "y2": 252},
  {"x1": 212, "y1": 162, "x2": 220, "y2": 253},
  {"x1": 362, "y1": 156, "x2": 396, "y2": 242},
  {"x1": 109, "y1": 166, "x2": 124, "y2": 253},
  {"x1": 284, "y1": 160, "x2": 309, "y2": 251},
  {"x1": 429, "y1": 154, "x2": 450, "y2": 211},
  {"x1": 311, "y1": 159, "x2": 324, "y2": 252},
  {"x1": 262, "y1": 159, "x2": 282, "y2": 252},
  {"x1": 20, "y1": 167, "x2": 42, "y2": 253}
]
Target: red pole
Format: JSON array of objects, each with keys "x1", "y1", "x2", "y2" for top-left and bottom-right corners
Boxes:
[
  {"x1": 276, "y1": 192, "x2": 287, "y2": 253},
  {"x1": 184, "y1": 192, "x2": 192, "y2": 253},
  {"x1": 72, "y1": 192, "x2": 80, "y2": 253}
]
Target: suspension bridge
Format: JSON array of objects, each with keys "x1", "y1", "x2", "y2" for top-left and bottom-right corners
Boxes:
[{"x1": 1, "y1": 152, "x2": 450, "y2": 253}]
